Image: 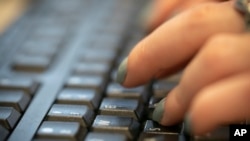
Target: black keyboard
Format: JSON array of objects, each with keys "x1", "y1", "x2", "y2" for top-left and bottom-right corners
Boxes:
[{"x1": 0, "y1": 0, "x2": 229, "y2": 141}]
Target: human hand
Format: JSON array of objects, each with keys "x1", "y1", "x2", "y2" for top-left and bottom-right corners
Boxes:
[
  {"x1": 116, "y1": 0, "x2": 250, "y2": 135},
  {"x1": 145, "y1": 0, "x2": 231, "y2": 32}
]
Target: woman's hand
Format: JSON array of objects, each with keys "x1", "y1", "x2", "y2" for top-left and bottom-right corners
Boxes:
[
  {"x1": 116, "y1": 1, "x2": 250, "y2": 135},
  {"x1": 145, "y1": 0, "x2": 226, "y2": 31}
]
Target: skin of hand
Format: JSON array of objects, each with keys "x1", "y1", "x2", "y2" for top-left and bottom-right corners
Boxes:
[
  {"x1": 116, "y1": 0, "x2": 250, "y2": 135},
  {"x1": 145, "y1": 0, "x2": 227, "y2": 32}
]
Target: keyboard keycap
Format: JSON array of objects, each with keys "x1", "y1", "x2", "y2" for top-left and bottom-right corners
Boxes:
[
  {"x1": 74, "y1": 62, "x2": 110, "y2": 76},
  {"x1": 153, "y1": 81, "x2": 177, "y2": 98},
  {"x1": 91, "y1": 115, "x2": 140, "y2": 140},
  {"x1": 12, "y1": 54, "x2": 51, "y2": 72},
  {"x1": 139, "y1": 133, "x2": 179, "y2": 141},
  {"x1": 0, "y1": 125, "x2": 9, "y2": 141},
  {"x1": 36, "y1": 121, "x2": 86, "y2": 141},
  {"x1": 143, "y1": 120, "x2": 181, "y2": 135},
  {"x1": 106, "y1": 83, "x2": 148, "y2": 102},
  {"x1": 85, "y1": 132, "x2": 128, "y2": 141},
  {"x1": 0, "y1": 78, "x2": 39, "y2": 95},
  {"x1": 56, "y1": 88, "x2": 101, "y2": 109},
  {"x1": 78, "y1": 48, "x2": 116, "y2": 64},
  {"x1": 0, "y1": 90, "x2": 30, "y2": 112},
  {"x1": 99, "y1": 98, "x2": 144, "y2": 120},
  {"x1": 20, "y1": 44, "x2": 57, "y2": 58},
  {"x1": 0, "y1": 107, "x2": 21, "y2": 130},
  {"x1": 47, "y1": 104, "x2": 94, "y2": 127},
  {"x1": 66, "y1": 75, "x2": 105, "y2": 91}
]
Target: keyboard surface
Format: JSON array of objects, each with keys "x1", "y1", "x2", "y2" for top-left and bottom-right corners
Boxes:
[{"x1": 0, "y1": 0, "x2": 230, "y2": 141}]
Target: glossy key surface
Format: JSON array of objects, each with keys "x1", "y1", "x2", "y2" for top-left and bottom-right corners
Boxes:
[
  {"x1": 139, "y1": 134, "x2": 179, "y2": 141},
  {"x1": 47, "y1": 104, "x2": 94, "y2": 127},
  {"x1": 106, "y1": 83, "x2": 148, "y2": 102},
  {"x1": 0, "y1": 90, "x2": 30, "y2": 112},
  {"x1": 143, "y1": 120, "x2": 181, "y2": 135},
  {"x1": 36, "y1": 121, "x2": 86, "y2": 141},
  {"x1": 66, "y1": 75, "x2": 105, "y2": 91},
  {"x1": 85, "y1": 132, "x2": 128, "y2": 141},
  {"x1": 0, "y1": 107, "x2": 20, "y2": 130},
  {"x1": 0, "y1": 78, "x2": 39, "y2": 95},
  {"x1": 74, "y1": 62, "x2": 110, "y2": 76},
  {"x1": 91, "y1": 115, "x2": 140, "y2": 139},
  {"x1": 12, "y1": 54, "x2": 51, "y2": 72},
  {"x1": 99, "y1": 98, "x2": 144, "y2": 120},
  {"x1": 56, "y1": 88, "x2": 101, "y2": 109}
]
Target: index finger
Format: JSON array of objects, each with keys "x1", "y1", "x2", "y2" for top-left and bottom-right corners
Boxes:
[{"x1": 116, "y1": 2, "x2": 245, "y2": 87}]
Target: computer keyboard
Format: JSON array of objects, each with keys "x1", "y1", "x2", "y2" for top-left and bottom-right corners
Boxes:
[{"x1": 0, "y1": 0, "x2": 230, "y2": 141}]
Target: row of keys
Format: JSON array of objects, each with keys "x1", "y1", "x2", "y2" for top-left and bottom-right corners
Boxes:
[
  {"x1": 36, "y1": 117, "x2": 189, "y2": 140},
  {"x1": 11, "y1": 11, "x2": 67, "y2": 73},
  {"x1": 35, "y1": 115, "x2": 140, "y2": 141},
  {"x1": 0, "y1": 78, "x2": 39, "y2": 140},
  {"x1": 29, "y1": 0, "x2": 160, "y2": 140}
]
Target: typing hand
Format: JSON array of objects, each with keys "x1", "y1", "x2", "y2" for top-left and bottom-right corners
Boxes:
[
  {"x1": 144, "y1": 0, "x2": 226, "y2": 32},
  {"x1": 116, "y1": 0, "x2": 250, "y2": 135}
]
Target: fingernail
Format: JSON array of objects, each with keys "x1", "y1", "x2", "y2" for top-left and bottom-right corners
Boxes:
[
  {"x1": 116, "y1": 57, "x2": 128, "y2": 84},
  {"x1": 152, "y1": 98, "x2": 166, "y2": 123},
  {"x1": 234, "y1": 0, "x2": 247, "y2": 13},
  {"x1": 183, "y1": 115, "x2": 193, "y2": 136}
]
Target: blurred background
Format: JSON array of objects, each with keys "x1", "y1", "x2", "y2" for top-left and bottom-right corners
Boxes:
[{"x1": 0, "y1": 0, "x2": 28, "y2": 34}]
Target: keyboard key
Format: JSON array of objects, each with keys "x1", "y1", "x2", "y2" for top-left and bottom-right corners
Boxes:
[
  {"x1": 20, "y1": 45, "x2": 57, "y2": 58},
  {"x1": 47, "y1": 104, "x2": 94, "y2": 127},
  {"x1": 99, "y1": 98, "x2": 144, "y2": 120},
  {"x1": 74, "y1": 62, "x2": 110, "y2": 76},
  {"x1": 22, "y1": 40, "x2": 59, "y2": 52},
  {"x1": 36, "y1": 121, "x2": 86, "y2": 141},
  {"x1": 193, "y1": 126, "x2": 229, "y2": 141},
  {"x1": 66, "y1": 75, "x2": 105, "y2": 91},
  {"x1": 0, "y1": 125, "x2": 9, "y2": 141},
  {"x1": 0, "y1": 90, "x2": 30, "y2": 112},
  {"x1": 0, "y1": 107, "x2": 21, "y2": 130},
  {"x1": 139, "y1": 133, "x2": 179, "y2": 141},
  {"x1": 0, "y1": 78, "x2": 39, "y2": 95},
  {"x1": 56, "y1": 88, "x2": 101, "y2": 109},
  {"x1": 78, "y1": 48, "x2": 116, "y2": 64},
  {"x1": 106, "y1": 83, "x2": 148, "y2": 102},
  {"x1": 153, "y1": 81, "x2": 177, "y2": 98},
  {"x1": 86, "y1": 35, "x2": 121, "y2": 51},
  {"x1": 33, "y1": 26, "x2": 65, "y2": 39},
  {"x1": 143, "y1": 120, "x2": 181, "y2": 135},
  {"x1": 12, "y1": 54, "x2": 51, "y2": 72},
  {"x1": 85, "y1": 132, "x2": 128, "y2": 141},
  {"x1": 91, "y1": 115, "x2": 140, "y2": 140}
]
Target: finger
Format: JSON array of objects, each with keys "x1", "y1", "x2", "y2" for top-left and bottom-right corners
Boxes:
[
  {"x1": 116, "y1": 2, "x2": 245, "y2": 87},
  {"x1": 186, "y1": 72, "x2": 250, "y2": 135},
  {"x1": 145, "y1": 0, "x2": 181, "y2": 31},
  {"x1": 146, "y1": 0, "x2": 225, "y2": 31},
  {"x1": 179, "y1": 0, "x2": 226, "y2": 10},
  {"x1": 154, "y1": 33, "x2": 250, "y2": 126}
]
